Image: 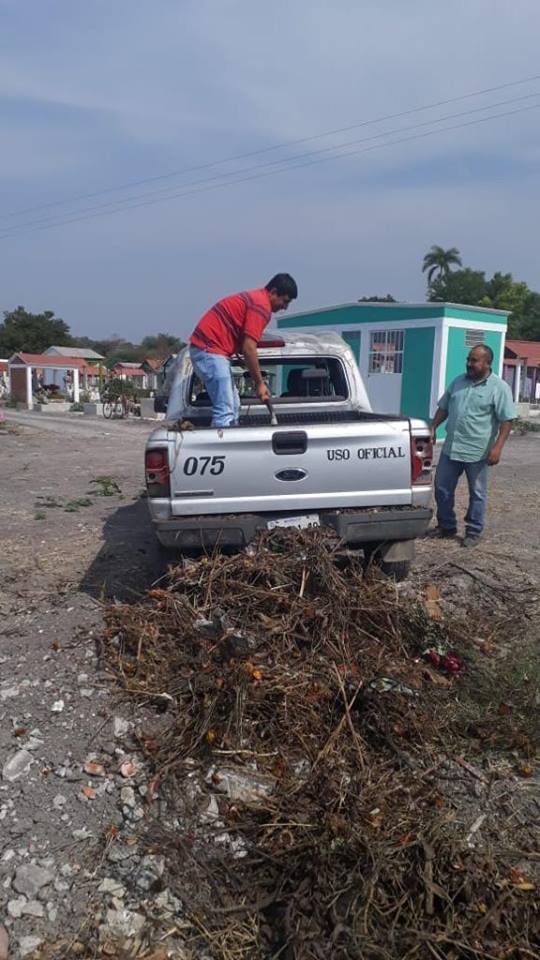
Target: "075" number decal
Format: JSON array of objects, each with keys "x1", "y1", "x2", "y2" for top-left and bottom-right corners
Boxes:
[{"x1": 183, "y1": 455, "x2": 226, "y2": 476}]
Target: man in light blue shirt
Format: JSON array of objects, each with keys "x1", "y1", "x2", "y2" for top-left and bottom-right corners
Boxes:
[{"x1": 431, "y1": 345, "x2": 515, "y2": 547}]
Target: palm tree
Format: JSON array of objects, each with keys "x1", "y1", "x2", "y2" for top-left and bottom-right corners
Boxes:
[{"x1": 422, "y1": 245, "x2": 462, "y2": 285}]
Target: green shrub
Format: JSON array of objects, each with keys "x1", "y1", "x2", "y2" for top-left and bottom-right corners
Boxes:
[{"x1": 513, "y1": 417, "x2": 540, "y2": 435}]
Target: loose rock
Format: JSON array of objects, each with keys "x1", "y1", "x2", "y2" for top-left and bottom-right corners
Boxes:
[
  {"x1": 19, "y1": 936, "x2": 43, "y2": 958},
  {"x1": 8, "y1": 898, "x2": 27, "y2": 919},
  {"x1": 2, "y1": 749, "x2": 34, "y2": 782},
  {"x1": 13, "y1": 863, "x2": 54, "y2": 898},
  {"x1": 0, "y1": 923, "x2": 8, "y2": 960}
]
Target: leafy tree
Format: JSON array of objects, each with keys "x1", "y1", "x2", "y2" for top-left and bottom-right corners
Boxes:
[
  {"x1": 428, "y1": 268, "x2": 488, "y2": 306},
  {"x1": 422, "y1": 245, "x2": 462, "y2": 285},
  {"x1": 139, "y1": 332, "x2": 184, "y2": 357},
  {"x1": 358, "y1": 294, "x2": 397, "y2": 303},
  {"x1": 427, "y1": 267, "x2": 540, "y2": 339},
  {"x1": 516, "y1": 292, "x2": 540, "y2": 340},
  {"x1": 0, "y1": 306, "x2": 72, "y2": 355}
]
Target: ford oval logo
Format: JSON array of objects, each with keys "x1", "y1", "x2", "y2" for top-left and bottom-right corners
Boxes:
[{"x1": 275, "y1": 469, "x2": 307, "y2": 482}]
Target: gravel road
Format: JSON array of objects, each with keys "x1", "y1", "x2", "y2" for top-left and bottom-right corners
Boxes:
[{"x1": 1, "y1": 410, "x2": 539, "y2": 958}]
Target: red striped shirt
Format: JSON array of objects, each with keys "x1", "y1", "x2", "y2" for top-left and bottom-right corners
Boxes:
[{"x1": 190, "y1": 288, "x2": 272, "y2": 356}]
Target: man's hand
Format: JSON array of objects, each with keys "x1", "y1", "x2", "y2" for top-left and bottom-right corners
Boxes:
[
  {"x1": 486, "y1": 445, "x2": 502, "y2": 466},
  {"x1": 256, "y1": 381, "x2": 271, "y2": 403}
]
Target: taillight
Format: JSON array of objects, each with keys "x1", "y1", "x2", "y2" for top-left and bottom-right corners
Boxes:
[
  {"x1": 145, "y1": 447, "x2": 170, "y2": 497},
  {"x1": 411, "y1": 437, "x2": 433, "y2": 485}
]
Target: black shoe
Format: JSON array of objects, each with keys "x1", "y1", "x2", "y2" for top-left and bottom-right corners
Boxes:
[
  {"x1": 462, "y1": 534, "x2": 481, "y2": 548},
  {"x1": 430, "y1": 526, "x2": 457, "y2": 539}
]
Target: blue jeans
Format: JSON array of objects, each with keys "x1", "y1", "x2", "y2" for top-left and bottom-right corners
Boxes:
[
  {"x1": 435, "y1": 453, "x2": 488, "y2": 537},
  {"x1": 189, "y1": 346, "x2": 240, "y2": 427}
]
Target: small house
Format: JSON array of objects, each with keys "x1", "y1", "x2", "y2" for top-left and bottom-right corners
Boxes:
[
  {"x1": 503, "y1": 339, "x2": 540, "y2": 409},
  {"x1": 278, "y1": 301, "x2": 509, "y2": 424},
  {"x1": 110, "y1": 362, "x2": 147, "y2": 389}
]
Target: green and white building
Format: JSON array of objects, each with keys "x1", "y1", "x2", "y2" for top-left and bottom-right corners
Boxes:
[{"x1": 278, "y1": 302, "x2": 509, "y2": 422}]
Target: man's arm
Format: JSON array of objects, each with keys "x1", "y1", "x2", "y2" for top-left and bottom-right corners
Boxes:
[
  {"x1": 486, "y1": 420, "x2": 513, "y2": 466},
  {"x1": 241, "y1": 335, "x2": 271, "y2": 403},
  {"x1": 431, "y1": 406, "x2": 448, "y2": 444},
  {"x1": 487, "y1": 381, "x2": 516, "y2": 465}
]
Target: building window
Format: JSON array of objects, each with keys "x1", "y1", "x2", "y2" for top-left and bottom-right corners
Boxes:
[
  {"x1": 465, "y1": 329, "x2": 485, "y2": 347},
  {"x1": 368, "y1": 329, "x2": 404, "y2": 374}
]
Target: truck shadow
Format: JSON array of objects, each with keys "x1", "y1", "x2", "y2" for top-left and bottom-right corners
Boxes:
[{"x1": 80, "y1": 497, "x2": 170, "y2": 602}]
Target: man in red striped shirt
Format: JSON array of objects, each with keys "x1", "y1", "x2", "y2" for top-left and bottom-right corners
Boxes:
[{"x1": 189, "y1": 273, "x2": 298, "y2": 426}]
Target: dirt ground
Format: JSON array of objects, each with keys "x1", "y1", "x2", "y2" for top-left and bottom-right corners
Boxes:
[{"x1": 0, "y1": 409, "x2": 539, "y2": 958}]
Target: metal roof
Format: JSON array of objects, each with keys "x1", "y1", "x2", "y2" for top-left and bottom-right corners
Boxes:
[{"x1": 46, "y1": 346, "x2": 105, "y2": 360}]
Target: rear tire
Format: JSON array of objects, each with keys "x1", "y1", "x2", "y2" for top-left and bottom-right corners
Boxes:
[
  {"x1": 103, "y1": 400, "x2": 113, "y2": 419},
  {"x1": 363, "y1": 544, "x2": 411, "y2": 582},
  {"x1": 378, "y1": 559, "x2": 411, "y2": 582}
]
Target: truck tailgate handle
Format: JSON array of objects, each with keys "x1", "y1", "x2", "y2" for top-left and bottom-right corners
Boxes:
[{"x1": 272, "y1": 431, "x2": 307, "y2": 455}]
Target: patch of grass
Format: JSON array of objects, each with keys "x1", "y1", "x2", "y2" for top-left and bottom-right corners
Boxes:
[
  {"x1": 34, "y1": 511, "x2": 46, "y2": 520},
  {"x1": 35, "y1": 494, "x2": 94, "y2": 513},
  {"x1": 453, "y1": 639, "x2": 540, "y2": 757},
  {"x1": 36, "y1": 495, "x2": 63, "y2": 509},
  {"x1": 89, "y1": 476, "x2": 122, "y2": 497},
  {"x1": 64, "y1": 497, "x2": 93, "y2": 512}
]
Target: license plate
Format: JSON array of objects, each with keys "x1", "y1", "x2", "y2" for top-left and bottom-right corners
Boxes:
[{"x1": 267, "y1": 513, "x2": 320, "y2": 530}]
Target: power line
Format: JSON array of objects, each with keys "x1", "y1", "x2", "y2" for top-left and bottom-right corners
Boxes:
[
  {"x1": 1, "y1": 100, "x2": 538, "y2": 242},
  {"x1": 6, "y1": 90, "x2": 537, "y2": 235},
  {"x1": 1, "y1": 71, "x2": 540, "y2": 223}
]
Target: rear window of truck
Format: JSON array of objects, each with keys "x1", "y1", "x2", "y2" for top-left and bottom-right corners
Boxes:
[{"x1": 189, "y1": 356, "x2": 349, "y2": 406}]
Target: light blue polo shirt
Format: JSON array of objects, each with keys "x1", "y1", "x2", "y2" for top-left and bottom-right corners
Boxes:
[{"x1": 438, "y1": 373, "x2": 515, "y2": 462}]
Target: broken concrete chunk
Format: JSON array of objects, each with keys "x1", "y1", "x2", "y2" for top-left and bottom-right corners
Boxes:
[
  {"x1": 13, "y1": 863, "x2": 54, "y2": 897},
  {"x1": 7, "y1": 898, "x2": 27, "y2": 919},
  {"x1": 134, "y1": 855, "x2": 165, "y2": 893},
  {"x1": 102, "y1": 908, "x2": 145, "y2": 939},
  {"x1": 113, "y1": 716, "x2": 131, "y2": 739},
  {"x1": 98, "y1": 877, "x2": 126, "y2": 898},
  {"x1": 19, "y1": 937, "x2": 43, "y2": 958},
  {"x1": 120, "y1": 786, "x2": 136, "y2": 808},
  {"x1": 21, "y1": 899, "x2": 45, "y2": 918},
  {"x1": 207, "y1": 765, "x2": 276, "y2": 804},
  {"x1": 2, "y1": 749, "x2": 33, "y2": 782}
]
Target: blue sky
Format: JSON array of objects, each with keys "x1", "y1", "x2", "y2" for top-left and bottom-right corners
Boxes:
[{"x1": 1, "y1": 0, "x2": 540, "y2": 342}]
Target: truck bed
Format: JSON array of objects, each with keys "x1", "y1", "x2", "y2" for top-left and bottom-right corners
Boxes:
[{"x1": 177, "y1": 410, "x2": 403, "y2": 428}]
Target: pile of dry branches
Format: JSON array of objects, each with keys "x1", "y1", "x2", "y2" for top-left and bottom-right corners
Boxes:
[{"x1": 99, "y1": 530, "x2": 538, "y2": 959}]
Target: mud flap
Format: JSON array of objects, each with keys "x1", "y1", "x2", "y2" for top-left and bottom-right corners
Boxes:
[{"x1": 377, "y1": 539, "x2": 415, "y2": 562}]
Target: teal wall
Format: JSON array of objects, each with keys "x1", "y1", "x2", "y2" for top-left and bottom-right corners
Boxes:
[
  {"x1": 484, "y1": 329, "x2": 503, "y2": 376},
  {"x1": 341, "y1": 330, "x2": 361, "y2": 361},
  {"x1": 400, "y1": 327, "x2": 436, "y2": 419},
  {"x1": 444, "y1": 326, "x2": 504, "y2": 387},
  {"x1": 437, "y1": 325, "x2": 505, "y2": 440}
]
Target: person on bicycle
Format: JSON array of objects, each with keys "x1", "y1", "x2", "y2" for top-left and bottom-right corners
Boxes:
[{"x1": 188, "y1": 273, "x2": 298, "y2": 428}]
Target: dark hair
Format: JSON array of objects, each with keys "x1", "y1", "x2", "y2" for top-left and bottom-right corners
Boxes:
[
  {"x1": 265, "y1": 273, "x2": 298, "y2": 299},
  {"x1": 472, "y1": 344, "x2": 494, "y2": 364}
]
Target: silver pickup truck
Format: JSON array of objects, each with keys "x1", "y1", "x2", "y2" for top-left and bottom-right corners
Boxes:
[{"x1": 145, "y1": 333, "x2": 433, "y2": 579}]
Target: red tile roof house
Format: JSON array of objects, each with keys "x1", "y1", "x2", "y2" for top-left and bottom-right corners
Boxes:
[
  {"x1": 7, "y1": 353, "x2": 102, "y2": 409},
  {"x1": 140, "y1": 357, "x2": 163, "y2": 391},
  {"x1": 111, "y1": 361, "x2": 159, "y2": 391},
  {"x1": 503, "y1": 339, "x2": 540, "y2": 415}
]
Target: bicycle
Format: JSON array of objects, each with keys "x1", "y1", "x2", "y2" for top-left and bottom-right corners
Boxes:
[
  {"x1": 102, "y1": 393, "x2": 140, "y2": 419},
  {"x1": 102, "y1": 396, "x2": 124, "y2": 419}
]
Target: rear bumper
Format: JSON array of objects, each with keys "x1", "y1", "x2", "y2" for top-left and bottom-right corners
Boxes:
[{"x1": 154, "y1": 506, "x2": 432, "y2": 550}]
